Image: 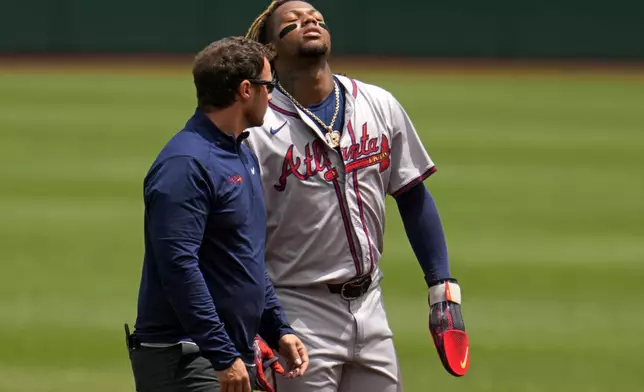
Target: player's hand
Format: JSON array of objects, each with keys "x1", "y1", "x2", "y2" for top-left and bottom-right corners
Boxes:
[
  {"x1": 428, "y1": 278, "x2": 470, "y2": 377},
  {"x1": 216, "y1": 357, "x2": 251, "y2": 392},
  {"x1": 277, "y1": 334, "x2": 309, "y2": 379}
]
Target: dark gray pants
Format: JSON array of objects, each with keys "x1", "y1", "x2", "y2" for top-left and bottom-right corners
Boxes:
[{"x1": 128, "y1": 342, "x2": 257, "y2": 392}]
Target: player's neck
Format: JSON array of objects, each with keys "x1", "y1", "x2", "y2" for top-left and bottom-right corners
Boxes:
[
  {"x1": 204, "y1": 107, "x2": 246, "y2": 139},
  {"x1": 277, "y1": 62, "x2": 334, "y2": 107}
]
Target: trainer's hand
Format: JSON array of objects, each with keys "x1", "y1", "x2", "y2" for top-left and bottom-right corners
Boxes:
[
  {"x1": 216, "y1": 358, "x2": 251, "y2": 392},
  {"x1": 277, "y1": 334, "x2": 309, "y2": 379}
]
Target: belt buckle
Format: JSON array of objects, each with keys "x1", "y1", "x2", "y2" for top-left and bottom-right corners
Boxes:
[
  {"x1": 340, "y1": 275, "x2": 370, "y2": 300},
  {"x1": 340, "y1": 282, "x2": 358, "y2": 300}
]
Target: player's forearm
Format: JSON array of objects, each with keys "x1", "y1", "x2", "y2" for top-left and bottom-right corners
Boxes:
[
  {"x1": 395, "y1": 182, "x2": 451, "y2": 286},
  {"x1": 259, "y1": 271, "x2": 296, "y2": 350}
]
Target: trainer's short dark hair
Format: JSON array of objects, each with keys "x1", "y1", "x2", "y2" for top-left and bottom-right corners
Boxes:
[{"x1": 192, "y1": 36, "x2": 274, "y2": 110}]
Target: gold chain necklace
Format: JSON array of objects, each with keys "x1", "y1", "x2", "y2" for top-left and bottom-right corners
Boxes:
[{"x1": 277, "y1": 80, "x2": 341, "y2": 148}]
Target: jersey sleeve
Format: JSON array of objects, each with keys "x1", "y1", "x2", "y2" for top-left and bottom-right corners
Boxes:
[{"x1": 386, "y1": 94, "x2": 436, "y2": 197}]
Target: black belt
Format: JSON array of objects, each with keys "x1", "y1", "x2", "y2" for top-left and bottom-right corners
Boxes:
[{"x1": 327, "y1": 274, "x2": 372, "y2": 300}]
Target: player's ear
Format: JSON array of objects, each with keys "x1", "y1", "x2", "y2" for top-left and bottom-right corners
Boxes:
[{"x1": 265, "y1": 42, "x2": 277, "y2": 59}]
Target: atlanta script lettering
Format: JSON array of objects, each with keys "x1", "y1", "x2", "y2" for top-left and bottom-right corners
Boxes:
[{"x1": 274, "y1": 123, "x2": 391, "y2": 191}]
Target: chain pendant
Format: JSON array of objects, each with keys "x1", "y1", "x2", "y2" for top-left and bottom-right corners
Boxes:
[
  {"x1": 277, "y1": 81, "x2": 342, "y2": 149},
  {"x1": 325, "y1": 128, "x2": 341, "y2": 148}
]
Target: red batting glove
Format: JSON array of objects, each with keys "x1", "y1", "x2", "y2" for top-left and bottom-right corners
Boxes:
[
  {"x1": 428, "y1": 279, "x2": 470, "y2": 377},
  {"x1": 254, "y1": 335, "x2": 285, "y2": 392}
]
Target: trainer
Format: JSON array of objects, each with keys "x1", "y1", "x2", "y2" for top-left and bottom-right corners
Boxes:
[{"x1": 126, "y1": 36, "x2": 308, "y2": 392}]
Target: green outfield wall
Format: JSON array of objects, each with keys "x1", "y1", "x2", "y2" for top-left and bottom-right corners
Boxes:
[{"x1": 1, "y1": 0, "x2": 642, "y2": 58}]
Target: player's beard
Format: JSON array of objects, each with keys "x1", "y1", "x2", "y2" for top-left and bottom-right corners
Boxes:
[{"x1": 298, "y1": 42, "x2": 329, "y2": 58}]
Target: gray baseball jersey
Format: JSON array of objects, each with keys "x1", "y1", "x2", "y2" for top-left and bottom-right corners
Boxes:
[{"x1": 245, "y1": 74, "x2": 435, "y2": 287}]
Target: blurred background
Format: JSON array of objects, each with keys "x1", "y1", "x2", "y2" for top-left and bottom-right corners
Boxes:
[{"x1": 1, "y1": 1, "x2": 643, "y2": 391}]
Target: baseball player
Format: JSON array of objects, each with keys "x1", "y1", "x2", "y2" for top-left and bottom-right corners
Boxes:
[{"x1": 245, "y1": 1, "x2": 470, "y2": 391}]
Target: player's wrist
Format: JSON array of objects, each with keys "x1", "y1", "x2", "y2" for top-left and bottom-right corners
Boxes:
[
  {"x1": 425, "y1": 276, "x2": 456, "y2": 288},
  {"x1": 428, "y1": 278, "x2": 461, "y2": 306}
]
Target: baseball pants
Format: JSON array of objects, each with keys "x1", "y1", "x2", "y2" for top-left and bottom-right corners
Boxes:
[{"x1": 274, "y1": 280, "x2": 402, "y2": 392}]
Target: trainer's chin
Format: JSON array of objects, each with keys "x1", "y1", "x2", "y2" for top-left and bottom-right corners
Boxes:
[
  {"x1": 245, "y1": 111, "x2": 265, "y2": 129},
  {"x1": 298, "y1": 43, "x2": 328, "y2": 58},
  {"x1": 249, "y1": 116, "x2": 264, "y2": 128}
]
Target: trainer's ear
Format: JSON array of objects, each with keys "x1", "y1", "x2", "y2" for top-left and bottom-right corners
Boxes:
[{"x1": 238, "y1": 80, "x2": 252, "y2": 101}]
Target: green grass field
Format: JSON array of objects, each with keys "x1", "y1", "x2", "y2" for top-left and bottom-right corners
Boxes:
[{"x1": 1, "y1": 61, "x2": 643, "y2": 391}]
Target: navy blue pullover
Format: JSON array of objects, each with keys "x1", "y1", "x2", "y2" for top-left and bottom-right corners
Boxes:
[{"x1": 133, "y1": 109, "x2": 295, "y2": 371}]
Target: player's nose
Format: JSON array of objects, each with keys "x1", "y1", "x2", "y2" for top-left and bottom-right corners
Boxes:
[{"x1": 301, "y1": 14, "x2": 319, "y2": 27}]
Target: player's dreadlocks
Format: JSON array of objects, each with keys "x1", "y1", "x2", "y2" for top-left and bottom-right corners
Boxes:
[{"x1": 246, "y1": 0, "x2": 296, "y2": 44}]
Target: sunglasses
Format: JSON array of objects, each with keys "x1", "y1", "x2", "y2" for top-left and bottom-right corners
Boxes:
[{"x1": 248, "y1": 78, "x2": 276, "y2": 93}]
